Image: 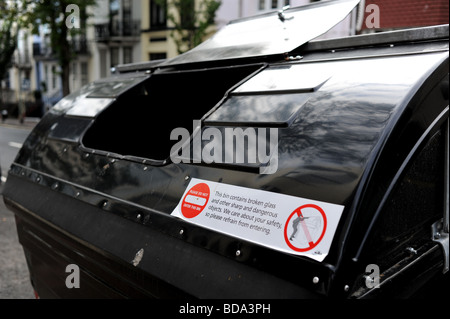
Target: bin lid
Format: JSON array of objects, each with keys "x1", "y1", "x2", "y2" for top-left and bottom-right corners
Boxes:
[{"x1": 161, "y1": 0, "x2": 360, "y2": 66}]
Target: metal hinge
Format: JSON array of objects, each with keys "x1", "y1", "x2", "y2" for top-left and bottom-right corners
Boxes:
[
  {"x1": 278, "y1": 5, "x2": 294, "y2": 22},
  {"x1": 431, "y1": 219, "x2": 449, "y2": 274}
]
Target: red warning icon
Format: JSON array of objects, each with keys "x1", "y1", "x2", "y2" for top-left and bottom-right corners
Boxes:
[
  {"x1": 181, "y1": 183, "x2": 210, "y2": 219},
  {"x1": 284, "y1": 204, "x2": 327, "y2": 252}
]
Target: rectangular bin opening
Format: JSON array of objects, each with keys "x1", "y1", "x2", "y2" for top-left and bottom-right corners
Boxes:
[{"x1": 82, "y1": 64, "x2": 263, "y2": 161}]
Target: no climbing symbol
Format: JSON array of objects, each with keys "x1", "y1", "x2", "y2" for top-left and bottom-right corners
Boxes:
[{"x1": 284, "y1": 204, "x2": 327, "y2": 252}]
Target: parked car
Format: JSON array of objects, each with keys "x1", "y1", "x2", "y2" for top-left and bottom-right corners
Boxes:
[{"x1": 3, "y1": 0, "x2": 449, "y2": 299}]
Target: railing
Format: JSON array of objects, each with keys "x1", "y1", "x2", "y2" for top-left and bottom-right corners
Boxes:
[
  {"x1": 71, "y1": 38, "x2": 89, "y2": 55},
  {"x1": 12, "y1": 51, "x2": 32, "y2": 70},
  {"x1": 95, "y1": 20, "x2": 141, "y2": 40},
  {"x1": 33, "y1": 38, "x2": 89, "y2": 57},
  {"x1": 0, "y1": 88, "x2": 34, "y2": 105}
]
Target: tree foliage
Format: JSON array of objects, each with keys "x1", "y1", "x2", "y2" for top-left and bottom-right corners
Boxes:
[
  {"x1": 0, "y1": 0, "x2": 22, "y2": 106},
  {"x1": 22, "y1": 0, "x2": 95, "y2": 96},
  {"x1": 0, "y1": 1, "x2": 20, "y2": 88},
  {"x1": 157, "y1": 0, "x2": 221, "y2": 54}
]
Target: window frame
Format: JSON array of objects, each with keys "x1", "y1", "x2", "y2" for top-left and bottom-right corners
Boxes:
[
  {"x1": 351, "y1": 107, "x2": 449, "y2": 297},
  {"x1": 150, "y1": 0, "x2": 167, "y2": 30},
  {"x1": 359, "y1": 107, "x2": 448, "y2": 257},
  {"x1": 258, "y1": 0, "x2": 291, "y2": 12}
]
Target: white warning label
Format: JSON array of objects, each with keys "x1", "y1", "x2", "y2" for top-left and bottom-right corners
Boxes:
[{"x1": 171, "y1": 178, "x2": 344, "y2": 262}]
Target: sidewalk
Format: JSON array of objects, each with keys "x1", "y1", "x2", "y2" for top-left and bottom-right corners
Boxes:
[{"x1": 0, "y1": 117, "x2": 40, "y2": 130}]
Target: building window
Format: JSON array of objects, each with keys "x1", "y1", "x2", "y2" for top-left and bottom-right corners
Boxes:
[
  {"x1": 51, "y1": 65, "x2": 57, "y2": 90},
  {"x1": 109, "y1": 0, "x2": 119, "y2": 24},
  {"x1": 110, "y1": 0, "x2": 119, "y2": 17},
  {"x1": 259, "y1": 0, "x2": 265, "y2": 10},
  {"x1": 100, "y1": 49, "x2": 107, "y2": 78},
  {"x1": 123, "y1": 0, "x2": 132, "y2": 22},
  {"x1": 150, "y1": 0, "x2": 167, "y2": 29},
  {"x1": 123, "y1": 47, "x2": 133, "y2": 64},
  {"x1": 44, "y1": 65, "x2": 48, "y2": 89},
  {"x1": 180, "y1": 0, "x2": 195, "y2": 29},
  {"x1": 149, "y1": 52, "x2": 167, "y2": 61},
  {"x1": 259, "y1": 0, "x2": 290, "y2": 11},
  {"x1": 122, "y1": 0, "x2": 133, "y2": 35},
  {"x1": 72, "y1": 62, "x2": 77, "y2": 80},
  {"x1": 81, "y1": 62, "x2": 88, "y2": 86},
  {"x1": 71, "y1": 62, "x2": 77, "y2": 91},
  {"x1": 110, "y1": 47, "x2": 119, "y2": 68}
]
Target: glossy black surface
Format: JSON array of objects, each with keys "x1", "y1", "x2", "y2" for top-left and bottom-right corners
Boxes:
[
  {"x1": 160, "y1": 0, "x2": 360, "y2": 66},
  {"x1": 3, "y1": 23, "x2": 449, "y2": 298}
]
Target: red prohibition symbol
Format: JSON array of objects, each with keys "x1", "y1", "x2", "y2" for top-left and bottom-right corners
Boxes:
[
  {"x1": 181, "y1": 183, "x2": 210, "y2": 219},
  {"x1": 284, "y1": 204, "x2": 327, "y2": 252}
]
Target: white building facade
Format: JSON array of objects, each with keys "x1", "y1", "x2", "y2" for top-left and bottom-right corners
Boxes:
[
  {"x1": 3, "y1": 0, "x2": 357, "y2": 115},
  {"x1": 89, "y1": 0, "x2": 142, "y2": 79}
]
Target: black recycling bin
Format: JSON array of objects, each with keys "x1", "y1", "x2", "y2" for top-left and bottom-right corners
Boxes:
[{"x1": 3, "y1": 0, "x2": 449, "y2": 299}]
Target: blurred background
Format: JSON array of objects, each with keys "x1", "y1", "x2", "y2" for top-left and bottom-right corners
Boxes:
[
  {"x1": 1, "y1": 0, "x2": 448, "y2": 124},
  {"x1": 0, "y1": 0, "x2": 448, "y2": 299}
]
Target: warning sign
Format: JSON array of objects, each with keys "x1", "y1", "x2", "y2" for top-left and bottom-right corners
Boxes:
[
  {"x1": 171, "y1": 178, "x2": 344, "y2": 262},
  {"x1": 284, "y1": 204, "x2": 327, "y2": 252},
  {"x1": 181, "y1": 183, "x2": 210, "y2": 218}
]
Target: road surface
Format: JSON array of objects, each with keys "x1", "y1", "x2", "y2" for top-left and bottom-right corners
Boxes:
[{"x1": 0, "y1": 124, "x2": 36, "y2": 299}]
